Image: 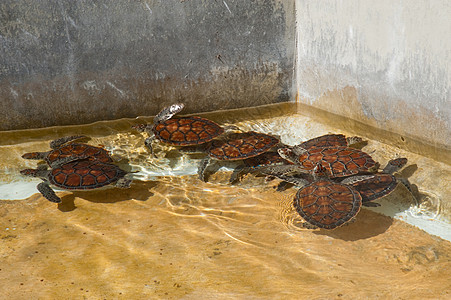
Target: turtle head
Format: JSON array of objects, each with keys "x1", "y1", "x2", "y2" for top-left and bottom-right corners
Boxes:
[
  {"x1": 131, "y1": 123, "x2": 148, "y2": 132},
  {"x1": 313, "y1": 163, "x2": 329, "y2": 180},
  {"x1": 277, "y1": 147, "x2": 297, "y2": 163},
  {"x1": 20, "y1": 168, "x2": 38, "y2": 177},
  {"x1": 154, "y1": 103, "x2": 185, "y2": 123}
]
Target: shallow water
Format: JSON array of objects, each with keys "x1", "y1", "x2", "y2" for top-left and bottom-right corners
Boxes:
[{"x1": 1, "y1": 103, "x2": 450, "y2": 298}]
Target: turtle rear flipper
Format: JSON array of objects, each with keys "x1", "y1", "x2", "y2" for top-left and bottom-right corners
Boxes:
[
  {"x1": 116, "y1": 178, "x2": 132, "y2": 188},
  {"x1": 144, "y1": 135, "x2": 156, "y2": 157},
  {"x1": 50, "y1": 135, "x2": 89, "y2": 149},
  {"x1": 37, "y1": 182, "x2": 61, "y2": 203}
]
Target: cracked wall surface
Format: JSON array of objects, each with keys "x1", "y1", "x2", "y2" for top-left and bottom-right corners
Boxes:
[{"x1": 0, "y1": 0, "x2": 295, "y2": 130}]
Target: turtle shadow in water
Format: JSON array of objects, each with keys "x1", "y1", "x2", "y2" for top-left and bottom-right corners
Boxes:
[
  {"x1": 312, "y1": 209, "x2": 394, "y2": 241},
  {"x1": 57, "y1": 181, "x2": 157, "y2": 212}
]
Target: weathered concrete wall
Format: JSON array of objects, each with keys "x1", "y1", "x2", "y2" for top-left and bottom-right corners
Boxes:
[
  {"x1": 0, "y1": 0, "x2": 295, "y2": 130},
  {"x1": 296, "y1": 0, "x2": 450, "y2": 149}
]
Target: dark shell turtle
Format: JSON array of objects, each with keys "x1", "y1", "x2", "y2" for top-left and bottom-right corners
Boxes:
[
  {"x1": 132, "y1": 103, "x2": 230, "y2": 156},
  {"x1": 341, "y1": 157, "x2": 410, "y2": 206},
  {"x1": 22, "y1": 135, "x2": 112, "y2": 165},
  {"x1": 198, "y1": 131, "x2": 280, "y2": 182},
  {"x1": 20, "y1": 158, "x2": 132, "y2": 203},
  {"x1": 296, "y1": 134, "x2": 363, "y2": 149},
  {"x1": 229, "y1": 133, "x2": 363, "y2": 185},
  {"x1": 294, "y1": 164, "x2": 362, "y2": 229},
  {"x1": 268, "y1": 159, "x2": 410, "y2": 229},
  {"x1": 278, "y1": 146, "x2": 378, "y2": 178}
]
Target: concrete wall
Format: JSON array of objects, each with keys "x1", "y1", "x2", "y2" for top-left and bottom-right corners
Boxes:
[
  {"x1": 0, "y1": 0, "x2": 295, "y2": 130},
  {"x1": 296, "y1": 0, "x2": 450, "y2": 149}
]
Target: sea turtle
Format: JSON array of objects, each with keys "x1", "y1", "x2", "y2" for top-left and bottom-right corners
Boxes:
[
  {"x1": 22, "y1": 135, "x2": 113, "y2": 165},
  {"x1": 294, "y1": 163, "x2": 363, "y2": 229},
  {"x1": 132, "y1": 103, "x2": 234, "y2": 156},
  {"x1": 340, "y1": 157, "x2": 409, "y2": 206},
  {"x1": 295, "y1": 134, "x2": 364, "y2": 149},
  {"x1": 277, "y1": 145, "x2": 379, "y2": 178},
  {"x1": 229, "y1": 134, "x2": 364, "y2": 184},
  {"x1": 266, "y1": 158, "x2": 409, "y2": 220},
  {"x1": 198, "y1": 131, "x2": 280, "y2": 182},
  {"x1": 20, "y1": 157, "x2": 132, "y2": 203},
  {"x1": 293, "y1": 159, "x2": 411, "y2": 229}
]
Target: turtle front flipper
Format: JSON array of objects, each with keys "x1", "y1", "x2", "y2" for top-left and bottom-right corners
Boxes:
[
  {"x1": 144, "y1": 135, "x2": 156, "y2": 157},
  {"x1": 229, "y1": 165, "x2": 248, "y2": 184},
  {"x1": 37, "y1": 182, "x2": 61, "y2": 203},
  {"x1": 49, "y1": 155, "x2": 90, "y2": 169},
  {"x1": 382, "y1": 158, "x2": 408, "y2": 174},
  {"x1": 50, "y1": 135, "x2": 89, "y2": 149}
]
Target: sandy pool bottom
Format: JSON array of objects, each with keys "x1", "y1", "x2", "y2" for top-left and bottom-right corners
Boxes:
[{"x1": 1, "y1": 173, "x2": 450, "y2": 299}]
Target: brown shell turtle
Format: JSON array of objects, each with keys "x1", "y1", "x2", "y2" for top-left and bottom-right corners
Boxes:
[
  {"x1": 341, "y1": 157, "x2": 410, "y2": 206},
  {"x1": 294, "y1": 164, "x2": 362, "y2": 229},
  {"x1": 277, "y1": 145, "x2": 379, "y2": 178},
  {"x1": 22, "y1": 135, "x2": 113, "y2": 165},
  {"x1": 198, "y1": 131, "x2": 280, "y2": 182},
  {"x1": 20, "y1": 157, "x2": 132, "y2": 203},
  {"x1": 132, "y1": 103, "x2": 234, "y2": 156},
  {"x1": 266, "y1": 158, "x2": 410, "y2": 228},
  {"x1": 229, "y1": 133, "x2": 364, "y2": 185},
  {"x1": 296, "y1": 134, "x2": 364, "y2": 149}
]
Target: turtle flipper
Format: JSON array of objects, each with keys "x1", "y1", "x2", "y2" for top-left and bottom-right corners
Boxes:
[
  {"x1": 49, "y1": 155, "x2": 90, "y2": 169},
  {"x1": 116, "y1": 178, "x2": 132, "y2": 188},
  {"x1": 276, "y1": 181, "x2": 293, "y2": 192},
  {"x1": 198, "y1": 157, "x2": 211, "y2": 182},
  {"x1": 144, "y1": 136, "x2": 156, "y2": 157},
  {"x1": 50, "y1": 135, "x2": 89, "y2": 149},
  {"x1": 341, "y1": 175, "x2": 376, "y2": 185},
  {"x1": 21, "y1": 151, "x2": 49, "y2": 160},
  {"x1": 346, "y1": 136, "x2": 364, "y2": 147},
  {"x1": 230, "y1": 165, "x2": 248, "y2": 184},
  {"x1": 362, "y1": 201, "x2": 381, "y2": 207},
  {"x1": 37, "y1": 182, "x2": 61, "y2": 203},
  {"x1": 382, "y1": 158, "x2": 408, "y2": 174}
]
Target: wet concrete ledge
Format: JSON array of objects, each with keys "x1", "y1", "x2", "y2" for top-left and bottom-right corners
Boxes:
[{"x1": 0, "y1": 0, "x2": 295, "y2": 130}]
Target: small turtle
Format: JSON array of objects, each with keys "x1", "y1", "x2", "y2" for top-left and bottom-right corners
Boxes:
[
  {"x1": 294, "y1": 163, "x2": 362, "y2": 229},
  {"x1": 22, "y1": 135, "x2": 113, "y2": 165},
  {"x1": 341, "y1": 157, "x2": 410, "y2": 206},
  {"x1": 267, "y1": 158, "x2": 409, "y2": 228},
  {"x1": 198, "y1": 131, "x2": 280, "y2": 182},
  {"x1": 295, "y1": 134, "x2": 364, "y2": 149},
  {"x1": 132, "y1": 103, "x2": 233, "y2": 156},
  {"x1": 229, "y1": 133, "x2": 364, "y2": 184},
  {"x1": 277, "y1": 145, "x2": 379, "y2": 178},
  {"x1": 20, "y1": 157, "x2": 132, "y2": 203}
]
